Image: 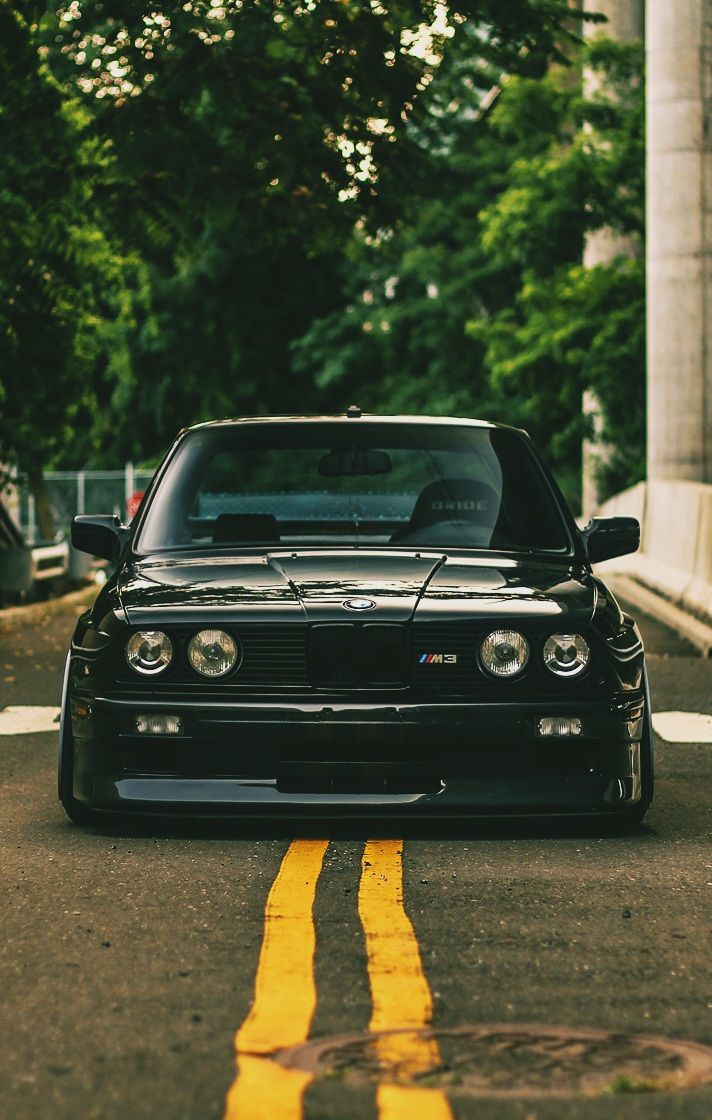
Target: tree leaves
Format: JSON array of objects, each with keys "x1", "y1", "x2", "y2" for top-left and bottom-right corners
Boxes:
[
  {"x1": 2, "y1": 0, "x2": 610, "y2": 493},
  {"x1": 295, "y1": 38, "x2": 645, "y2": 509}
]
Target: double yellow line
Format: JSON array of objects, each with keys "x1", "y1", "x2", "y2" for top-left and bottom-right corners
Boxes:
[
  {"x1": 224, "y1": 839, "x2": 452, "y2": 1120},
  {"x1": 360, "y1": 841, "x2": 453, "y2": 1120}
]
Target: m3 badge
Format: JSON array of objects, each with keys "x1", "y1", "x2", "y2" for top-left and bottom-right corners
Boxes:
[{"x1": 419, "y1": 653, "x2": 458, "y2": 664}]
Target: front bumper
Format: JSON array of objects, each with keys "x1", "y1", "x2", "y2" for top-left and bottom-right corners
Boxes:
[{"x1": 69, "y1": 693, "x2": 646, "y2": 818}]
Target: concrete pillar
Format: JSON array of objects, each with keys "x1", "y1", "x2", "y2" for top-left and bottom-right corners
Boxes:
[
  {"x1": 581, "y1": 1, "x2": 644, "y2": 516},
  {"x1": 582, "y1": 0, "x2": 644, "y2": 267},
  {"x1": 647, "y1": 0, "x2": 712, "y2": 481},
  {"x1": 588, "y1": 0, "x2": 644, "y2": 42}
]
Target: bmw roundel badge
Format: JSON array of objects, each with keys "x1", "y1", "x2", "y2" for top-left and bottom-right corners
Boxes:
[{"x1": 343, "y1": 598, "x2": 376, "y2": 611}]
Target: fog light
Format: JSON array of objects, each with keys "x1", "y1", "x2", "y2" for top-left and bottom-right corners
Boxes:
[
  {"x1": 135, "y1": 714, "x2": 182, "y2": 735},
  {"x1": 537, "y1": 716, "x2": 582, "y2": 737}
]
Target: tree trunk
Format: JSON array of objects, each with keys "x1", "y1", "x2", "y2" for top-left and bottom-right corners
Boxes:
[{"x1": 26, "y1": 464, "x2": 55, "y2": 542}]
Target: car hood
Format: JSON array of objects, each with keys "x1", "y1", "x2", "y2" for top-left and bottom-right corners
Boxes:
[{"x1": 118, "y1": 550, "x2": 595, "y2": 627}]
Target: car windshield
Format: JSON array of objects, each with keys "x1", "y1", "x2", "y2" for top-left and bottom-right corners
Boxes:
[{"x1": 136, "y1": 422, "x2": 571, "y2": 554}]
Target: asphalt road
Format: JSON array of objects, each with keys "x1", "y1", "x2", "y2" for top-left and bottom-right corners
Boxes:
[{"x1": 0, "y1": 591, "x2": 710, "y2": 1120}]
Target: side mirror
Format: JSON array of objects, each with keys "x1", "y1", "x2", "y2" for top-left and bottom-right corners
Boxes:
[
  {"x1": 71, "y1": 515, "x2": 129, "y2": 562},
  {"x1": 582, "y1": 516, "x2": 640, "y2": 564}
]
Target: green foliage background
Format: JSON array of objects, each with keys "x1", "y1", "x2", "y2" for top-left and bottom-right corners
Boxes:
[{"x1": 0, "y1": 1, "x2": 643, "y2": 516}]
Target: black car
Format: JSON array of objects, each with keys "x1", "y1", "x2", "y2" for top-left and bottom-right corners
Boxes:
[{"x1": 60, "y1": 412, "x2": 651, "y2": 826}]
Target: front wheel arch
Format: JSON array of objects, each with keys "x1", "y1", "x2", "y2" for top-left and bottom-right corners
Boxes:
[
  {"x1": 616, "y1": 666, "x2": 654, "y2": 828},
  {"x1": 57, "y1": 655, "x2": 99, "y2": 826}
]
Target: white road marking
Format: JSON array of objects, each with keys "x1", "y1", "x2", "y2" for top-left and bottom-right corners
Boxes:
[
  {"x1": 0, "y1": 707, "x2": 61, "y2": 735},
  {"x1": 652, "y1": 711, "x2": 712, "y2": 744}
]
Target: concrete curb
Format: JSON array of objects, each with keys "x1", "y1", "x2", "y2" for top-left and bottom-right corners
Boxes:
[
  {"x1": 608, "y1": 574, "x2": 712, "y2": 658},
  {"x1": 0, "y1": 585, "x2": 96, "y2": 630},
  {"x1": 598, "y1": 480, "x2": 712, "y2": 621}
]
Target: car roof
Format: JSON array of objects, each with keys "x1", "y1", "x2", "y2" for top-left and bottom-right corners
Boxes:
[{"x1": 182, "y1": 413, "x2": 526, "y2": 435}]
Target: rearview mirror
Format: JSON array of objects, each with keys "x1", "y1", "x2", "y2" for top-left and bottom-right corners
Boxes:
[
  {"x1": 582, "y1": 516, "x2": 640, "y2": 564},
  {"x1": 318, "y1": 449, "x2": 392, "y2": 477},
  {"x1": 72, "y1": 515, "x2": 129, "y2": 561}
]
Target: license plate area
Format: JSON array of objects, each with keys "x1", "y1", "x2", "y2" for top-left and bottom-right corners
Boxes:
[{"x1": 276, "y1": 761, "x2": 440, "y2": 794}]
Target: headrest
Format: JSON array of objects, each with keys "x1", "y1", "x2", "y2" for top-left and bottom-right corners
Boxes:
[
  {"x1": 406, "y1": 478, "x2": 500, "y2": 530},
  {"x1": 212, "y1": 513, "x2": 280, "y2": 544}
]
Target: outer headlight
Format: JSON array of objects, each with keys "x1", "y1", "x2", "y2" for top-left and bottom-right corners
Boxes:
[
  {"x1": 188, "y1": 629, "x2": 239, "y2": 678},
  {"x1": 125, "y1": 631, "x2": 173, "y2": 676},
  {"x1": 543, "y1": 633, "x2": 590, "y2": 678},
  {"x1": 480, "y1": 630, "x2": 529, "y2": 678}
]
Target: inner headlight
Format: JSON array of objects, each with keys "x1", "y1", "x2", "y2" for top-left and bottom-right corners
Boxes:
[
  {"x1": 543, "y1": 633, "x2": 590, "y2": 677},
  {"x1": 480, "y1": 630, "x2": 529, "y2": 678},
  {"x1": 188, "y1": 629, "x2": 239, "y2": 678},
  {"x1": 125, "y1": 631, "x2": 173, "y2": 676}
]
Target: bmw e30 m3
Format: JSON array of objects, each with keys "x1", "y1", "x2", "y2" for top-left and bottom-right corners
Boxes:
[{"x1": 59, "y1": 412, "x2": 652, "y2": 826}]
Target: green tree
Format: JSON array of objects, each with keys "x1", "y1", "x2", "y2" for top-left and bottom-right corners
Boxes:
[
  {"x1": 2, "y1": 0, "x2": 600, "y2": 495},
  {"x1": 37, "y1": 0, "x2": 579, "y2": 459},
  {"x1": 293, "y1": 37, "x2": 644, "y2": 508},
  {"x1": 0, "y1": 5, "x2": 137, "y2": 531},
  {"x1": 475, "y1": 39, "x2": 645, "y2": 502}
]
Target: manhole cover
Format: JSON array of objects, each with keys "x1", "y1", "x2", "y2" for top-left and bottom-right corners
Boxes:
[{"x1": 275, "y1": 1025, "x2": 712, "y2": 1097}]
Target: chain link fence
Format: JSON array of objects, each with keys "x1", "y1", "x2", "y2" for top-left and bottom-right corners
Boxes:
[
  {"x1": 13, "y1": 465, "x2": 155, "y2": 544},
  {"x1": 0, "y1": 465, "x2": 155, "y2": 599}
]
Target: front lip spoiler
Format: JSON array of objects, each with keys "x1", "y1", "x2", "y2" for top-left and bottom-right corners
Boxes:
[{"x1": 77, "y1": 772, "x2": 641, "y2": 818}]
